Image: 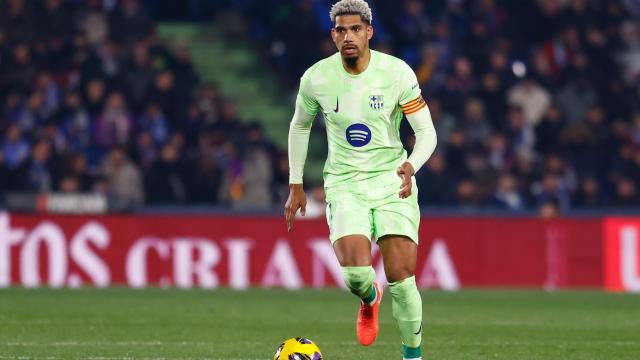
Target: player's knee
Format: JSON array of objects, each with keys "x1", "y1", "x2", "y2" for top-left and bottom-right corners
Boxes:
[
  {"x1": 337, "y1": 254, "x2": 371, "y2": 267},
  {"x1": 341, "y1": 266, "x2": 375, "y2": 295},
  {"x1": 385, "y1": 265, "x2": 414, "y2": 283},
  {"x1": 333, "y1": 236, "x2": 372, "y2": 266},
  {"x1": 389, "y1": 276, "x2": 417, "y2": 291}
]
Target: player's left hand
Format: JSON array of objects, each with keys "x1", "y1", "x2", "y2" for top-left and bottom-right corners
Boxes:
[{"x1": 397, "y1": 161, "x2": 415, "y2": 199}]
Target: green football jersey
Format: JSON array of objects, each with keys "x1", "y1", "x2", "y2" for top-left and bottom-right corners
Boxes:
[{"x1": 297, "y1": 50, "x2": 422, "y2": 188}]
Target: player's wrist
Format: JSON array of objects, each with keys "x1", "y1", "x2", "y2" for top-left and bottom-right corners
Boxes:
[
  {"x1": 289, "y1": 183, "x2": 304, "y2": 191},
  {"x1": 404, "y1": 161, "x2": 416, "y2": 176}
]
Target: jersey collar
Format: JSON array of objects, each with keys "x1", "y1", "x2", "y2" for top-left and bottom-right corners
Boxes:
[{"x1": 336, "y1": 49, "x2": 377, "y2": 79}]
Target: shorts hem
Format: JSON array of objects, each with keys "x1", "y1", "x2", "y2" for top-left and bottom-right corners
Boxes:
[
  {"x1": 329, "y1": 232, "x2": 372, "y2": 244},
  {"x1": 374, "y1": 232, "x2": 419, "y2": 245}
]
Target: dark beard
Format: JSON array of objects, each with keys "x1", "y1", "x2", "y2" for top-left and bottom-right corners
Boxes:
[{"x1": 344, "y1": 56, "x2": 358, "y2": 68}]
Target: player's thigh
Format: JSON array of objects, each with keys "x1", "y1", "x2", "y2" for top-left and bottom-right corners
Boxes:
[
  {"x1": 377, "y1": 235, "x2": 418, "y2": 283},
  {"x1": 371, "y1": 178, "x2": 420, "y2": 245},
  {"x1": 325, "y1": 188, "x2": 373, "y2": 244},
  {"x1": 333, "y1": 235, "x2": 372, "y2": 266}
]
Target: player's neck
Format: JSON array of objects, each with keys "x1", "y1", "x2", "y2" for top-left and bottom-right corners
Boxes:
[{"x1": 341, "y1": 49, "x2": 371, "y2": 75}]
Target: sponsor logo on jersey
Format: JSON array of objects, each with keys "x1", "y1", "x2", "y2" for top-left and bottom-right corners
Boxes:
[
  {"x1": 345, "y1": 123, "x2": 372, "y2": 147},
  {"x1": 369, "y1": 95, "x2": 384, "y2": 110}
]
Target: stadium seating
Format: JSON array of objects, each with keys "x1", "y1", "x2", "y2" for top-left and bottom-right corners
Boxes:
[{"x1": 1, "y1": 0, "x2": 639, "y2": 213}]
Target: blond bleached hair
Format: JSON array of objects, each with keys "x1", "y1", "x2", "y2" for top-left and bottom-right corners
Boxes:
[{"x1": 329, "y1": 0, "x2": 373, "y2": 24}]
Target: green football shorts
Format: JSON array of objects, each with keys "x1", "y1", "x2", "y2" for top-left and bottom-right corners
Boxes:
[{"x1": 324, "y1": 175, "x2": 420, "y2": 244}]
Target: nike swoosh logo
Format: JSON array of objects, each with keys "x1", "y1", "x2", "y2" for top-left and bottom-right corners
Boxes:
[
  {"x1": 333, "y1": 96, "x2": 339, "y2": 112},
  {"x1": 414, "y1": 322, "x2": 422, "y2": 335}
]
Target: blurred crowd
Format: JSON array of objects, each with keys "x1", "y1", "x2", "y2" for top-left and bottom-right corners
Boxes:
[
  {"x1": 1, "y1": 0, "x2": 639, "y2": 213},
  {"x1": 0, "y1": 0, "x2": 287, "y2": 210},
  {"x1": 241, "y1": 0, "x2": 640, "y2": 212}
]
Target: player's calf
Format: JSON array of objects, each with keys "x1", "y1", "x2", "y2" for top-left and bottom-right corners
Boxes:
[{"x1": 389, "y1": 275, "x2": 423, "y2": 360}]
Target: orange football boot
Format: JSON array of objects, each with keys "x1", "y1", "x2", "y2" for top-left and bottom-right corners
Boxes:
[{"x1": 356, "y1": 281, "x2": 383, "y2": 346}]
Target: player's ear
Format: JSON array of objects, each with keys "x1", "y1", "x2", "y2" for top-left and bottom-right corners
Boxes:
[{"x1": 367, "y1": 25, "x2": 373, "y2": 40}]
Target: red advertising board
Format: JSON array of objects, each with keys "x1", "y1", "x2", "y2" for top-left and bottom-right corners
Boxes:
[
  {"x1": 603, "y1": 218, "x2": 640, "y2": 292},
  {"x1": 0, "y1": 212, "x2": 604, "y2": 289}
]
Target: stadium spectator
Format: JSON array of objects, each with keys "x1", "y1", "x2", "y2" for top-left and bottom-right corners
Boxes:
[
  {"x1": 145, "y1": 142, "x2": 187, "y2": 203},
  {"x1": 139, "y1": 103, "x2": 169, "y2": 145},
  {"x1": 454, "y1": 179, "x2": 483, "y2": 208},
  {"x1": 109, "y1": 0, "x2": 153, "y2": 43},
  {"x1": 573, "y1": 177, "x2": 607, "y2": 208},
  {"x1": 507, "y1": 78, "x2": 551, "y2": 126},
  {"x1": 488, "y1": 173, "x2": 526, "y2": 210},
  {"x1": 12, "y1": 140, "x2": 54, "y2": 193},
  {"x1": 539, "y1": 199, "x2": 561, "y2": 218},
  {"x1": 94, "y1": 92, "x2": 133, "y2": 150},
  {"x1": 189, "y1": 143, "x2": 223, "y2": 204},
  {"x1": 533, "y1": 173, "x2": 571, "y2": 213},
  {"x1": 57, "y1": 91, "x2": 91, "y2": 152},
  {"x1": 505, "y1": 106, "x2": 535, "y2": 158},
  {"x1": 123, "y1": 42, "x2": 155, "y2": 112},
  {"x1": 217, "y1": 140, "x2": 244, "y2": 207},
  {"x1": 58, "y1": 174, "x2": 80, "y2": 193},
  {"x1": 65, "y1": 153, "x2": 94, "y2": 192},
  {"x1": 614, "y1": 177, "x2": 639, "y2": 207},
  {"x1": 534, "y1": 105, "x2": 565, "y2": 155},
  {"x1": 393, "y1": 0, "x2": 431, "y2": 63},
  {"x1": 486, "y1": 133, "x2": 514, "y2": 172},
  {"x1": 445, "y1": 129, "x2": 468, "y2": 179},
  {"x1": 2, "y1": 124, "x2": 30, "y2": 169},
  {"x1": 462, "y1": 98, "x2": 492, "y2": 147},
  {"x1": 237, "y1": 123, "x2": 274, "y2": 210},
  {"x1": 101, "y1": 146, "x2": 144, "y2": 208},
  {"x1": 416, "y1": 152, "x2": 455, "y2": 206}
]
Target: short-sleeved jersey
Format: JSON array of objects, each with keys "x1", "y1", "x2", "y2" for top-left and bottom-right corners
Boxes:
[{"x1": 297, "y1": 50, "x2": 423, "y2": 188}]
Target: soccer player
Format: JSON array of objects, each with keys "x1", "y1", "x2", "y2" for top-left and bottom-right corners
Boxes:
[{"x1": 284, "y1": 0, "x2": 437, "y2": 359}]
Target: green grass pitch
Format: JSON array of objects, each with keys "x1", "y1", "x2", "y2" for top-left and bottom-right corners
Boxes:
[{"x1": 0, "y1": 288, "x2": 638, "y2": 359}]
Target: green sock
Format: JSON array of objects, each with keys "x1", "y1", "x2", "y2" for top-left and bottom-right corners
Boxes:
[
  {"x1": 389, "y1": 276, "x2": 423, "y2": 350},
  {"x1": 341, "y1": 266, "x2": 376, "y2": 304},
  {"x1": 403, "y1": 344, "x2": 422, "y2": 359}
]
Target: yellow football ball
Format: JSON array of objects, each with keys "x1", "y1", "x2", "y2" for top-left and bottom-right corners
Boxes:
[{"x1": 273, "y1": 337, "x2": 323, "y2": 360}]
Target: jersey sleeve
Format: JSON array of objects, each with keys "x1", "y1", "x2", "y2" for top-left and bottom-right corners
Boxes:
[
  {"x1": 398, "y1": 62, "x2": 426, "y2": 115},
  {"x1": 297, "y1": 70, "x2": 320, "y2": 116}
]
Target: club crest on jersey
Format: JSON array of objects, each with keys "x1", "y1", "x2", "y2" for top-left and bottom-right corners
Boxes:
[
  {"x1": 369, "y1": 95, "x2": 384, "y2": 110},
  {"x1": 346, "y1": 123, "x2": 372, "y2": 147}
]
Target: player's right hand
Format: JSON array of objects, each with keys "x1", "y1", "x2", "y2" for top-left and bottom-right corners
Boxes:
[{"x1": 285, "y1": 184, "x2": 307, "y2": 232}]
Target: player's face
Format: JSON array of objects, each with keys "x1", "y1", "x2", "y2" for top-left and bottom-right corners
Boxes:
[{"x1": 331, "y1": 15, "x2": 373, "y2": 60}]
